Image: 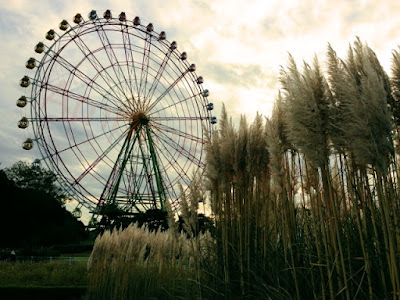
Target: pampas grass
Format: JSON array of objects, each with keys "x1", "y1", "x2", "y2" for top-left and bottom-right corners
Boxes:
[
  {"x1": 86, "y1": 223, "x2": 213, "y2": 300},
  {"x1": 203, "y1": 38, "x2": 399, "y2": 300},
  {"x1": 86, "y1": 38, "x2": 400, "y2": 300},
  {"x1": 86, "y1": 172, "x2": 214, "y2": 300}
]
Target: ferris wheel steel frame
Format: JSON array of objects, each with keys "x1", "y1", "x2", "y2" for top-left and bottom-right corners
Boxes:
[{"x1": 19, "y1": 10, "x2": 215, "y2": 217}]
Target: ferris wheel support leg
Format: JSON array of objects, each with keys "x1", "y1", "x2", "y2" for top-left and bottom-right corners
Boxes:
[
  {"x1": 99, "y1": 123, "x2": 142, "y2": 208},
  {"x1": 137, "y1": 137, "x2": 158, "y2": 208},
  {"x1": 145, "y1": 125, "x2": 166, "y2": 211}
]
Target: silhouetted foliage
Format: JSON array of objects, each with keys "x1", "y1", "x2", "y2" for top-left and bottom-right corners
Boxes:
[
  {"x1": 96, "y1": 206, "x2": 169, "y2": 232},
  {"x1": 4, "y1": 161, "x2": 69, "y2": 203},
  {"x1": 133, "y1": 209, "x2": 169, "y2": 232},
  {"x1": 0, "y1": 168, "x2": 88, "y2": 248},
  {"x1": 178, "y1": 213, "x2": 215, "y2": 237}
]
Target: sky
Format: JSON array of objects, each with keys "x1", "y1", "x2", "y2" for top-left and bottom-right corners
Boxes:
[{"x1": 1, "y1": 0, "x2": 400, "y2": 221}]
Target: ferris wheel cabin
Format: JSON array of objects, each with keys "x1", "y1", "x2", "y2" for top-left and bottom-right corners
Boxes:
[
  {"x1": 46, "y1": 29, "x2": 55, "y2": 40},
  {"x1": 170, "y1": 41, "x2": 177, "y2": 50},
  {"x1": 118, "y1": 12, "x2": 126, "y2": 22},
  {"x1": 22, "y1": 138, "x2": 33, "y2": 150},
  {"x1": 35, "y1": 42, "x2": 45, "y2": 53},
  {"x1": 88, "y1": 10, "x2": 97, "y2": 20},
  {"x1": 73, "y1": 13, "x2": 82, "y2": 24},
  {"x1": 158, "y1": 31, "x2": 166, "y2": 41},
  {"x1": 26, "y1": 57, "x2": 36, "y2": 69},
  {"x1": 20, "y1": 76, "x2": 30, "y2": 87},
  {"x1": 17, "y1": 96, "x2": 27, "y2": 108},
  {"x1": 133, "y1": 16, "x2": 141, "y2": 26},
  {"x1": 180, "y1": 51, "x2": 187, "y2": 60},
  {"x1": 74, "y1": 14, "x2": 82, "y2": 24},
  {"x1": 18, "y1": 117, "x2": 29, "y2": 129},
  {"x1": 189, "y1": 64, "x2": 196, "y2": 72},
  {"x1": 59, "y1": 20, "x2": 69, "y2": 31},
  {"x1": 103, "y1": 10, "x2": 112, "y2": 20}
]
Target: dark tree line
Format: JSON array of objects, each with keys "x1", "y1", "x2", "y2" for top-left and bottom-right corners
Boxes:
[{"x1": 0, "y1": 162, "x2": 88, "y2": 249}]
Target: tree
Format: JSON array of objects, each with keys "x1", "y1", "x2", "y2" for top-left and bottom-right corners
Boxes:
[
  {"x1": 0, "y1": 162, "x2": 88, "y2": 249},
  {"x1": 4, "y1": 161, "x2": 69, "y2": 203}
]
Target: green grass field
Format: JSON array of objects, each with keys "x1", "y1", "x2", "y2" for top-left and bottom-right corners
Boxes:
[
  {"x1": 0, "y1": 257, "x2": 88, "y2": 300},
  {"x1": 0, "y1": 261, "x2": 88, "y2": 286},
  {"x1": 0, "y1": 261, "x2": 88, "y2": 299}
]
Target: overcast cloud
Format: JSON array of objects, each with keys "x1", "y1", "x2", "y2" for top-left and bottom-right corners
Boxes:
[
  {"x1": 1, "y1": 0, "x2": 400, "y2": 222},
  {"x1": 2, "y1": 0, "x2": 400, "y2": 168}
]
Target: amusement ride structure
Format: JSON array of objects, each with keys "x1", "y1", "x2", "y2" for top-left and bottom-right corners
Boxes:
[{"x1": 17, "y1": 9, "x2": 216, "y2": 221}]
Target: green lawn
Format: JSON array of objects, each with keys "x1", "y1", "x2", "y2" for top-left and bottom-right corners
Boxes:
[
  {"x1": 0, "y1": 286, "x2": 86, "y2": 300},
  {"x1": 0, "y1": 261, "x2": 88, "y2": 287},
  {"x1": 0, "y1": 261, "x2": 88, "y2": 299}
]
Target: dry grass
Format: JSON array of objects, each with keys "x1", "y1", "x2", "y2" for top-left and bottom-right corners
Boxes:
[
  {"x1": 86, "y1": 216, "x2": 214, "y2": 299},
  {"x1": 203, "y1": 38, "x2": 399, "y2": 300},
  {"x1": 87, "y1": 38, "x2": 400, "y2": 300}
]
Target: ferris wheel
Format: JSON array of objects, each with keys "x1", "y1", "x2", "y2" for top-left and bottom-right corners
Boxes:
[{"x1": 17, "y1": 9, "x2": 216, "y2": 216}]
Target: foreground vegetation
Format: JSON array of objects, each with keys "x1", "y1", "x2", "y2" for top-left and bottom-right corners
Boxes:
[
  {"x1": 86, "y1": 224, "x2": 209, "y2": 299},
  {"x1": 0, "y1": 162, "x2": 88, "y2": 249},
  {"x1": 86, "y1": 38, "x2": 400, "y2": 300},
  {"x1": 201, "y1": 38, "x2": 400, "y2": 299}
]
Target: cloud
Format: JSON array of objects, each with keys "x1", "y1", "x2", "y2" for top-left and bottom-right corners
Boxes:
[
  {"x1": 2, "y1": 0, "x2": 400, "y2": 222},
  {"x1": 205, "y1": 63, "x2": 265, "y2": 88}
]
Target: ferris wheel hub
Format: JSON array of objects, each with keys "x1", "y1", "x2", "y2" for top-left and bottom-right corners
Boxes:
[
  {"x1": 128, "y1": 111, "x2": 149, "y2": 129},
  {"x1": 138, "y1": 113, "x2": 149, "y2": 125}
]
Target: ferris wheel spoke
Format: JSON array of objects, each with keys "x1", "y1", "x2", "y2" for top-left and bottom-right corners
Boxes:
[
  {"x1": 151, "y1": 116, "x2": 208, "y2": 121},
  {"x1": 151, "y1": 122, "x2": 204, "y2": 144},
  {"x1": 64, "y1": 123, "x2": 128, "y2": 187},
  {"x1": 35, "y1": 117, "x2": 128, "y2": 122},
  {"x1": 47, "y1": 48, "x2": 124, "y2": 107},
  {"x1": 145, "y1": 48, "x2": 173, "y2": 103},
  {"x1": 50, "y1": 122, "x2": 128, "y2": 157},
  {"x1": 66, "y1": 30, "x2": 123, "y2": 101},
  {"x1": 94, "y1": 23, "x2": 132, "y2": 103},
  {"x1": 121, "y1": 25, "x2": 140, "y2": 104},
  {"x1": 148, "y1": 93, "x2": 198, "y2": 116},
  {"x1": 151, "y1": 127, "x2": 204, "y2": 167},
  {"x1": 146, "y1": 69, "x2": 190, "y2": 112},
  {"x1": 138, "y1": 34, "x2": 152, "y2": 106},
  {"x1": 42, "y1": 80, "x2": 125, "y2": 116},
  {"x1": 66, "y1": 29, "x2": 133, "y2": 111},
  {"x1": 73, "y1": 127, "x2": 130, "y2": 186}
]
